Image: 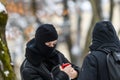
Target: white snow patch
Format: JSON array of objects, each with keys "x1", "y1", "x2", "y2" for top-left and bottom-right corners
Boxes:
[
  {"x1": 0, "y1": 2, "x2": 7, "y2": 13},
  {"x1": 4, "y1": 70, "x2": 9, "y2": 77},
  {"x1": 1, "y1": 51, "x2": 4, "y2": 54}
]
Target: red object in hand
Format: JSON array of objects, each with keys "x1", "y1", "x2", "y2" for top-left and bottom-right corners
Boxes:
[{"x1": 61, "y1": 63, "x2": 70, "y2": 69}]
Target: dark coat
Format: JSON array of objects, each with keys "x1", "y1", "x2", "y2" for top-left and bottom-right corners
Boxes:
[
  {"x1": 20, "y1": 50, "x2": 80, "y2": 80},
  {"x1": 80, "y1": 51, "x2": 109, "y2": 80},
  {"x1": 20, "y1": 39, "x2": 80, "y2": 80},
  {"x1": 79, "y1": 21, "x2": 120, "y2": 80}
]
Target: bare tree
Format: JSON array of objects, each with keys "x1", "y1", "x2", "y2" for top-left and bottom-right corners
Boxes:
[
  {"x1": 118, "y1": 29, "x2": 120, "y2": 36},
  {"x1": 80, "y1": 0, "x2": 102, "y2": 62},
  {"x1": 109, "y1": 0, "x2": 114, "y2": 21},
  {"x1": 80, "y1": 0, "x2": 117, "y2": 65},
  {"x1": 31, "y1": 0, "x2": 41, "y2": 24},
  {"x1": 0, "y1": 1, "x2": 16, "y2": 80},
  {"x1": 62, "y1": 0, "x2": 74, "y2": 62}
]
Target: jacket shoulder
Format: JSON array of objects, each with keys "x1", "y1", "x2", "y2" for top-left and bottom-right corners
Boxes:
[
  {"x1": 20, "y1": 59, "x2": 38, "y2": 74},
  {"x1": 54, "y1": 50, "x2": 65, "y2": 57},
  {"x1": 20, "y1": 59, "x2": 41, "y2": 80},
  {"x1": 90, "y1": 51, "x2": 107, "y2": 59}
]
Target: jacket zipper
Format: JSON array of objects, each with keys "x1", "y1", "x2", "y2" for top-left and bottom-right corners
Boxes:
[{"x1": 41, "y1": 63, "x2": 53, "y2": 80}]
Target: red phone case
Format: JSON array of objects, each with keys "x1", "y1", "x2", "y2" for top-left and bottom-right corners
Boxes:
[{"x1": 61, "y1": 63, "x2": 70, "y2": 69}]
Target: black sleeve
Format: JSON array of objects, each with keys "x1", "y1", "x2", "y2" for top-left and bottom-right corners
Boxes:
[
  {"x1": 71, "y1": 64, "x2": 81, "y2": 80},
  {"x1": 54, "y1": 71, "x2": 70, "y2": 80},
  {"x1": 51, "y1": 64, "x2": 70, "y2": 80},
  {"x1": 57, "y1": 51, "x2": 81, "y2": 80},
  {"x1": 21, "y1": 68, "x2": 43, "y2": 80},
  {"x1": 79, "y1": 54, "x2": 98, "y2": 80}
]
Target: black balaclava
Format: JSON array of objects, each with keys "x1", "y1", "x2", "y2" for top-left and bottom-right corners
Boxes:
[
  {"x1": 34, "y1": 24, "x2": 58, "y2": 58},
  {"x1": 89, "y1": 21, "x2": 120, "y2": 52},
  {"x1": 25, "y1": 24, "x2": 58, "y2": 66}
]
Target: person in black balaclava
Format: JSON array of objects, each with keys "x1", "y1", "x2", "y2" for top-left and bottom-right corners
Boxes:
[
  {"x1": 20, "y1": 24, "x2": 81, "y2": 80},
  {"x1": 35, "y1": 24, "x2": 58, "y2": 57},
  {"x1": 79, "y1": 21, "x2": 120, "y2": 80}
]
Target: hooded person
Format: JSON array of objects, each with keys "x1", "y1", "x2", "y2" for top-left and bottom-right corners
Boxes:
[
  {"x1": 79, "y1": 21, "x2": 120, "y2": 80},
  {"x1": 20, "y1": 24, "x2": 81, "y2": 80},
  {"x1": 25, "y1": 24, "x2": 58, "y2": 66},
  {"x1": 89, "y1": 21, "x2": 120, "y2": 52},
  {"x1": 35, "y1": 24, "x2": 58, "y2": 57}
]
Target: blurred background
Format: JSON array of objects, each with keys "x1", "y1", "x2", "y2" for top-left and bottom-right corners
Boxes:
[{"x1": 0, "y1": 0, "x2": 120, "y2": 80}]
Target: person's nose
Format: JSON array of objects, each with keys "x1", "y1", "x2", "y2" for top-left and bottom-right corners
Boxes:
[{"x1": 49, "y1": 43, "x2": 54, "y2": 47}]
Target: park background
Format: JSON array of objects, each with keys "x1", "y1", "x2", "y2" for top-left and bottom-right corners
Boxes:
[{"x1": 0, "y1": 0, "x2": 120, "y2": 80}]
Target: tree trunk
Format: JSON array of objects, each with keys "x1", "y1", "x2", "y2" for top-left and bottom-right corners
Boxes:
[
  {"x1": 62, "y1": 0, "x2": 75, "y2": 63},
  {"x1": 62, "y1": 0, "x2": 83, "y2": 65},
  {"x1": 31, "y1": 0, "x2": 41, "y2": 24},
  {"x1": 109, "y1": 0, "x2": 114, "y2": 21},
  {"x1": 0, "y1": 2, "x2": 16, "y2": 80},
  {"x1": 118, "y1": 29, "x2": 120, "y2": 36},
  {"x1": 80, "y1": 0, "x2": 101, "y2": 63}
]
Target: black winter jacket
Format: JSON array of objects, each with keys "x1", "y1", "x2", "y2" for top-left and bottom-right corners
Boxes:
[
  {"x1": 20, "y1": 50, "x2": 80, "y2": 80},
  {"x1": 79, "y1": 21, "x2": 120, "y2": 80},
  {"x1": 80, "y1": 51, "x2": 109, "y2": 80}
]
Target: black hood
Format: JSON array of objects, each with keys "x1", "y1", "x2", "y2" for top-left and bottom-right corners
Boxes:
[
  {"x1": 25, "y1": 39, "x2": 57, "y2": 66},
  {"x1": 25, "y1": 39, "x2": 44, "y2": 66},
  {"x1": 89, "y1": 21, "x2": 120, "y2": 52}
]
